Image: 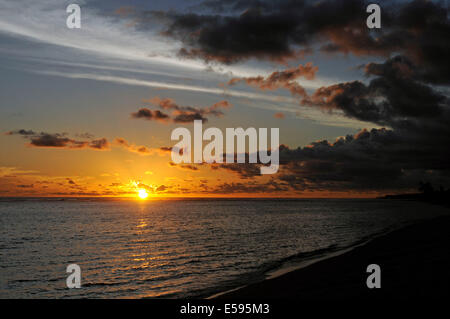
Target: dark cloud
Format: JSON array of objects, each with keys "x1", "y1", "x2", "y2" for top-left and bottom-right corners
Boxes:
[
  {"x1": 172, "y1": 112, "x2": 207, "y2": 123},
  {"x1": 158, "y1": 146, "x2": 173, "y2": 153},
  {"x1": 216, "y1": 163, "x2": 261, "y2": 179},
  {"x1": 5, "y1": 129, "x2": 36, "y2": 136},
  {"x1": 305, "y1": 56, "x2": 448, "y2": 129},
  {"x1": 130, "y1": 108, "x2": 170, "y2": 122},
  {"x1": 89, "y1": 138, "x2": 110, "y2": 150},
  {"x1": 151, "y1": 0, "x2": 360, "y2": 63},
  {"x1": 6, "y1": 130, "x2": 110, "y2": 150},
  {"x1": 262, "y1": 54, "x2": 450, "y2": 191},
  {"x1": 208, "y1": 180, "x2": 288, "y2": 194},
  {"x1": 156, "y1": 1, "x2": 316, "y2": 64},
  {"x1": 29, "y1": 133, "x2": 80, "y2": 148},
  {"x1": 273, "y1": 125, "x2": 450, "y2": 191},
  {"x1": 132, "y1": 97, "x2": 232, "y2": 123},
  {"x1": 150, "y1": 0, "x2": 449, "y2": 81},
  {"x1": 209, "y1": 123, "x2": 450, "y2": 192},
  {"x1": 209, "y1": 64, "x2": 450, "y2": 190}
]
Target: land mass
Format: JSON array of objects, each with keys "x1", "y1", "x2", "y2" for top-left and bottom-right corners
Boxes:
[{"x1": 217, "y1": 211, "x2": 450, "y2": 300}]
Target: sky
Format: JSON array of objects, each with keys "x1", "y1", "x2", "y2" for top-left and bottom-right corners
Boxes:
[{"x1": 0, "y1": 0, "x2": 449, "y2": 198}]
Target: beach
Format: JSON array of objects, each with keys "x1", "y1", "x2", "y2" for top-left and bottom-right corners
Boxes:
[{"x1": 217, "y1": 210, "x2": 450, "y2": 299}]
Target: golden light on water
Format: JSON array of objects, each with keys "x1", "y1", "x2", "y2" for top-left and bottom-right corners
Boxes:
[{"x1": 138, "y1": 189, "x2": 149, "y2": 199}]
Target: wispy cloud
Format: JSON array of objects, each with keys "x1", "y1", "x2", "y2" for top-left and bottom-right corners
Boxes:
[
  {"x1": 33, "y1": 70, "x2": 298, "y2": 103},
  {"x1": 0, "y1": 0, "x2": 336, "y2": 86}
]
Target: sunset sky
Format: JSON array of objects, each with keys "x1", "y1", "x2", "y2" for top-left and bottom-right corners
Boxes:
[{"x1": 0, "y1": 0, "x2": 449, "y2": 198}]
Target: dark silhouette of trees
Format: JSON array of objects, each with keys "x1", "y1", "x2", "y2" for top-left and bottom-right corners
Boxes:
[
  {"x1": 417, "y1": 181, "x2": 450, "y2": 206},
  {"x1": 418, "y1": 181, "x2": 435, "y2": 194}
]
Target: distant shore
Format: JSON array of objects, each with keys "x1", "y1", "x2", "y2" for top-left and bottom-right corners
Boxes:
[
  {"x1": 216, "y1": 209, "x2": 450, "y2": 299},
  {"x1": 379, "y1": 190, "x2": 450, "y2": 208}
]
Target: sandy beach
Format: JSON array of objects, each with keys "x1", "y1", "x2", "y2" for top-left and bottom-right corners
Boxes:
[{"x1": 217, "y1": 209, "x2": 450, "y2": 300}]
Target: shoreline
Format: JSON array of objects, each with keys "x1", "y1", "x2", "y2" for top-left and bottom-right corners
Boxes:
[
  {"x1": 207, "y1": 229, "x2": 382, "y2": 299},
  {"x1": 214, "y1": 212, "x2": 450, "y2": 299}
]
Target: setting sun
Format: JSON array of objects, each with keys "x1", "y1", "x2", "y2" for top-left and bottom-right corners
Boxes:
[{"x1": 138, "y1": 189, "x2": 149, "y2": 199}]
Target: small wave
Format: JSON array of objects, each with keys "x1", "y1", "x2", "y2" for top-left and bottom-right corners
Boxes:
[
  {"x1": 82, "y1": 281, "x2": 125, "y2": 288},
  {"x1": 9, "y1": 279, "x2": 37, "y2": 283}
]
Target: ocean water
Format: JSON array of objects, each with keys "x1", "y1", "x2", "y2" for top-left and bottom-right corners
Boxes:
[{"x1": 0, "y1": 198, "x2": 447, "y2": 298}]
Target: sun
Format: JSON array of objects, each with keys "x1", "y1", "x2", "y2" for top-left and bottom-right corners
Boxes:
[{"x1": 138, "y1": 189, "x2": 149, "y2": 199}]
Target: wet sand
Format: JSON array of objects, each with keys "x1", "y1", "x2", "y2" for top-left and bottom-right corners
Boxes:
[{"x1": 218, "y1": 213, "x2": 450, "y2": 300}]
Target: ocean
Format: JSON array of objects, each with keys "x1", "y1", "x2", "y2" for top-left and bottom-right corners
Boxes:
[{"x1": 0, "y1": 198, "x2": 446, "y2": 298}]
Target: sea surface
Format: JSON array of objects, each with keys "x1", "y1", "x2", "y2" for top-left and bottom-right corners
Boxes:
[{"x1": 0, "y1": 198, "x2": 447, "y2": 298}]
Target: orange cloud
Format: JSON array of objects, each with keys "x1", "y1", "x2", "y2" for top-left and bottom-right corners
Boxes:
[
  {"x1": 115, "y1": 138, "x2": 173, "y2": 156},
  {"x1": 228, "y1": 63, "x2": 318, "y2": 98},
  {"x1": 274, "y1": 112, "x2": 285, "y2": 119},
  {"x1": 134, "y1": 97, "x2": 232, "y2": 123}
]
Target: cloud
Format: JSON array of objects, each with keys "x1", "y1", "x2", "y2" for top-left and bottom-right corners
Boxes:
[
  {"x1": 215, "y1": 163, "x2": 261, "y2": 179},
  {"x1": 29, "y1": 133, "x2": 79, "y2": 148},
  {"x1": 305, "y1": 56, "x2": 447, "y2": 128},
  {"x1": 152, "y1": 0, "x2": 363, "y2": 63},
  {"x1": 224, "y1": 44, "x2": 449, "y2": 191},
  {"x1": 153, "y1": 0, "x2": 449, "y2": 77},
  {"x1": 4, "y1": 129, "x2": 36, "y2": 136},
  {"x1": 208, "y1": 181, "x2": 288, "y2": 194},
  {"x1": 89, "y1": 138, "x2": 110, "y2": 150},
  {"x1": 154, "y1": 1, "x2": 320, "y2": 64},
  {"x1": 114, "y1": 138, "x2": 173, "y2": 156},
  {"x1": 156, "y1": 185, "x2": 168, "y2": 192},
  {"x1": 206, "y1": 53, "x2": 450, "y2": 191},
  {"x1": 130, "y1": 108, "x2": 170, "y2": 122},
  {"x1": 6, "y1": 130, "x2": 110, "y2": 150},
  {"x1": 172, "y1": 112, "x2": 207, "y2": 123},
  {"x1": 7, "y1": 130, "x2": 174, "y2": 157},
  {"x1": 115, "y1": 138, "x2": 153, "y2": 155},
  {"x1": 319, "y1": 0, "x2": 450, "y2": 85},
  {"x1": 132, "y1": 97, "x2": 232, "y2": 123},
  {"x1": 228, "y1": 63, "x2": 317, "y2": 97},
  {"x1": 168, "y1": 162, "x2": 200, "y2": 171},
  {"x1": 272, "y1": 126, "x2": 450, "y2": 191},
  {"x1": 158, "y1": 147, "x2": 173, "y2": 153},
  {"x1": 274, "y1": 112, "x2": 285, "y2": 119},
  {"x1": 0, "y1": 0, "x2": 207, "y2": 72},
  {"x1": 208, "y1": 123, "x2": 450, "y2": 192},
  {"x1": 135, "y1": 182, "x2": 170, "y2": 193},
  {"x1": 34, "y1": 70, "x2": 308, "y2": 104}
]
